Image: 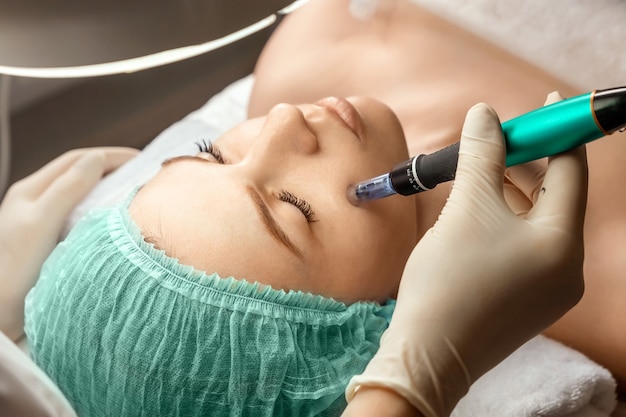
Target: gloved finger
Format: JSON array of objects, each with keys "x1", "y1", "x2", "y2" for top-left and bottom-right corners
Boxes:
[
  {"x1": 37, "y1": 151, "x2": 108, "y2": 221},
  {"x1": 502, "y1": 178, "x2": 533, "y2": 216},
  {"x1": 453, "y1": 103, "x2": 506, "y2": 200},
  {"x1": 544, "y1": 90, "x2": 565, "y2": 105},
  {"x1": 503, "y1": 159, "x2": 547, "y2": 209},
  {"x1": 7, "y1": 147, "x2": 138, "y2": 200},
  {"x1": 527, "y1": 143, "x2": 588, "y2": 233},
  {"x1": 504, "y1": 91, "x2": 564, "y2": 204}
]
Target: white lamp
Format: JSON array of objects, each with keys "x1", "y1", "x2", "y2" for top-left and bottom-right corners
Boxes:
[{"x1": 0, "y1": 0, "x2": 307, "y2": 195}]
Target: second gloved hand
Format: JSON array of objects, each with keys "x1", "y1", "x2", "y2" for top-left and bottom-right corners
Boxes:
[
  {"x1": 0, "y1": 147, "x2": 138, "y2": 341},
  {"x1": 346, "y1": 103, "x2": 588, "y2": 417}
]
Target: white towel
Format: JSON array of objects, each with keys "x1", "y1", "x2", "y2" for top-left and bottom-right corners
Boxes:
[{"x1": 451, "y1": 335, "x2": 618, "y2": 417}]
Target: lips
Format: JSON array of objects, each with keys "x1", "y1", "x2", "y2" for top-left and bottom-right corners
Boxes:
[{"x1": 315, "y1": 97, "x2": 364, "y2": 141}]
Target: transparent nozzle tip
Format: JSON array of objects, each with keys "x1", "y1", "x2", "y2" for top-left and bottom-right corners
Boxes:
[{"x1": 351, "y1": 173, "x2": 397, "y2": 203}]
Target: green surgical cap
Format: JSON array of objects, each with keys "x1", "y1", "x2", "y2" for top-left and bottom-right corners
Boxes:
[{"x1": 25, "y1": 203, "x2": 395, "y2": 417}]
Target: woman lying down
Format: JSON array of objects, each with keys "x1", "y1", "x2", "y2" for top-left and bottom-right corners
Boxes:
[{"x1": 16, "y1": 0, "x2": 624, "y2": 415}]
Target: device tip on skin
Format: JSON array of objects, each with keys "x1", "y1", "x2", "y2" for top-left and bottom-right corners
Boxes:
[{"x1": 347, "y1": 184, "x2": 363, "y2": 207}]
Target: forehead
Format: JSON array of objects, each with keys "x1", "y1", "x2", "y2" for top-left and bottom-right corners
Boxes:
[{"x1": 130, "y1": 161, "x2": 311, "y2": 275}]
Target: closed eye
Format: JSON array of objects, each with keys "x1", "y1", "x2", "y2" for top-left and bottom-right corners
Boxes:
[
  {"x1": 195, "y1": 140, "x2": 316, "y2": 223},
  {"x1": 196, "y1": 139, "x2": 225, "y2": 163},
  {"x1": 277, "y1": 190, "x2": 318, "y2": 223}
]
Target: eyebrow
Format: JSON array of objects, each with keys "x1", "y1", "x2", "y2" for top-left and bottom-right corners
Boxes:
[
  {"x1": 245, "y1": 186, "x2": 304, "y2": 260},
  {"x1": 160, "y1": 155, "x2": 305, "y2": 260},
  {"x1": 161, "y1": 155, "x2": 199, "y2": 166}
]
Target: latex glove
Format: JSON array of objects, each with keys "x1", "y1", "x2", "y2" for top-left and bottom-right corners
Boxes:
[
  {"x1": 0, "y1": 147, "x2": 138, "y2": 341},
  {"x1": 503, "y1": 91, "x2": 564, "y2": 215},
  {"x1": 346, "y1": 103, "x2": 588, "y2": 417},
  {"x1": 0, "y1": 331, "x2": 78, "y2": 417}
]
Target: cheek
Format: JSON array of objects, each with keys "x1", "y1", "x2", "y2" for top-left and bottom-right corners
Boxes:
[
  {"x1": 311, "y1": 201, "x2": 417, "y2": 303},
  {"x1": 353, "y1": 97, "x2": 409, "y2": 164}
]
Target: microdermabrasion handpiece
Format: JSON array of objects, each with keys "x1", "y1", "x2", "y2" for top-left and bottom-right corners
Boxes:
[
  {"x1": 352, "y1": 86, "x2": 626, "y2": 202},
  {"x1": 352, "y1": 142, "x2": 460, "y2": 201}
]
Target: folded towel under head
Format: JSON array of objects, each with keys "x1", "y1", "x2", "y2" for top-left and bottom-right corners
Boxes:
[{"x1": 452, "y1": 335, "x2": 617, "y2": 417}]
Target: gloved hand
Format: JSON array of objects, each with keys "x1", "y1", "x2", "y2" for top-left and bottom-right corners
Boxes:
[
  {"x1": 346, "y1": 102, "x2": 588, "y2": 417},
  {"x1": 0, "y1": 147, "x2": 138, "y2": 341},
  {"x1": 502, "y1": 91, "x2": 564, "y2": 216}
]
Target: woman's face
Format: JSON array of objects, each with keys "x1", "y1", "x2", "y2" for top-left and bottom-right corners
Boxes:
[{"x1": 129, "y1": 96, "x2": 417, "y2": 303}]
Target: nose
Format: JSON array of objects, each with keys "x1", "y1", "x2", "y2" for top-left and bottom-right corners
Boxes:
[
  {"x1": 240, "y1": 103, "x2": 321, "y2": 186},
  {"x1": 251, "y1": 103, "x2": 319, "y2": 158}
]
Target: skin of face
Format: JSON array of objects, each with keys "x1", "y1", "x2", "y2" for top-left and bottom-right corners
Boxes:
[{"x1": 129, "y1": 96, "x2": 418, "y2": 304}]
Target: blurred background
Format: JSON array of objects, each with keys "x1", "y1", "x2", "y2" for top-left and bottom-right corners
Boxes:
[{"x1": 0, "y1": 0, "x2": 292, "y2": 185}]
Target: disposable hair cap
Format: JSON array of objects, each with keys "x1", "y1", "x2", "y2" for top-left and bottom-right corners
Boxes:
[{"x1": 25, "y1": 202, "x2": 395, "y2": 417}]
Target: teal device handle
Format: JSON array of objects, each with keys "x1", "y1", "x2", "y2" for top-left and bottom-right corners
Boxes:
[
  {"x1": 502, "y1": 92, "x2": 602, "y2": 166},
  {"x1": 379, "y1": 87, "x2": 626, "y2": 199}
]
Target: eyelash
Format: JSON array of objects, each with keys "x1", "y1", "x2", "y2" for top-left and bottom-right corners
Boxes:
[
  {"x1": 277, "y1": 190, "x2": 318, "y2": 223},
  {"x1": 196, "y1": 139, "x2": 317, "y2": 223},
  {"x1": 196, "y1": 139, "x2": 225, "y2": 163}
]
